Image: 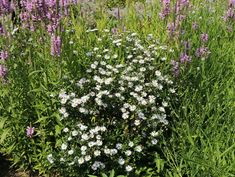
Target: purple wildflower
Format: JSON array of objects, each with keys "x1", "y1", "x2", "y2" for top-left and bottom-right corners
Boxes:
[
  {"x1": 200, "y1": 33, "x2": 209, "y2": 42},
  {"x1": 159, "y1": 0, "x2": 171, "y2": 19},
  {"x1": 0, "y1": 50, "x2": 8, "y2": 61},
  {"x1": 180, "y1": 53, "x2": 191, "y2": 63},
  {"x1": 171, "y1": 60, "x2": 180, "y2": 76},
  {"x1": 0, "y1": 65, "x2": 7, "y2": 78},
  {"x1": 0, "y1": 23, "x2": 5, "y2": 34},
  {"x1": 195, "y1": 47, "x2": 210, "y2": 58},
  {"x1": 229, "y1": 0, "x2": 235, "y2": 6},
  {"x1": 192, "y1": 22, "x2": 198, "y2": 30},
  {"x1": 167, "y1": 22, "x2": 176, "y2": 35},
  {"x1": 111, "y1": 27, "x2": 118, "y2": 34},
  {"x1": 51, "y1": 35, "x2": 61, "y2": 57},
  {"x1": 26, "y1": 126, "x2": 35, "y2": 138}
]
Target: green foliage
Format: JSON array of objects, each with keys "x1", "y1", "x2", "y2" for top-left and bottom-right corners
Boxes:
[{"x1": 0, "y1": 0, "x2": 235, "y2": 177}]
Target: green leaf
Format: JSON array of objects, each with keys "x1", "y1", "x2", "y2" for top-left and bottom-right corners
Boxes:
[
  {"x1": 109, "y1": 170, "x2": 115, "y2": 177},
  {"x1": 0, "y1": 117, "x2": 7, "y2": 129},
  {"x1": 101, "y1": 173, "x2": 108, "y2": 177},
  {"x1": 0, "y1": 128, "x2": 11, "y2": 144}
]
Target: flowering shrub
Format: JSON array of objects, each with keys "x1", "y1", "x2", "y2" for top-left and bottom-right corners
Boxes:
[{"x1": 47, "y1": 32, "x2": 176, "y2": 176}]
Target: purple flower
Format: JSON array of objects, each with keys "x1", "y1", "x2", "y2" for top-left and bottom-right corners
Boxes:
[
  {"x1": 229, "y1": 0, "x2": 235, "y2": 6},
  {"x1": 26, "y1": 126, "x2": 35, "y2": 138},
  {"x1": 201, "y1": 33, "x2": 208, "y2": 42},
  {"x1": 0, "y1": 50, "x2": 8, "y2": 61},
  {"x1": 111, "y1": 28, "x2": 118, "y2": 34},
  {"x1": 180, "y1": 53, "x2": 191, "y2": 63},
  {"x1": 159, "y1": 0, "x2": 171, "y2": 19},
  {"x1": 195, "y1": 47, "x2": 209, "y2": 58},
  {"x1": 192, "y1": 22, "x2": 198, "y2": 30},
  {"x1": 0, "y1": 23, "x2": 5, "y2": 34},
  {"x1": 171, "y1": 60, "x2": 180, "y2": 76},
  {"x1": 167, "y1": 22, "x2": 176, "y2": 35},
  {"x1": 51, "y1": 35, "x2": 61, "y2": 57},
  {"x1": 0, "y1": 65, "x2": 7, "y2": 78}
]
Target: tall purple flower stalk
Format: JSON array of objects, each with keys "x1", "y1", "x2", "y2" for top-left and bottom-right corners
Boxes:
[
  {"x1": 26, "y1": 126, "x2": 35, "y2": 138},
  {"x1": 51, "y1": 35, "x2": 61, "y2": 57},
  {"x1": 159, "y1": 0, "x2": 171, "y2": 19},
  {"x1": 201, "y1": 33, "x2": 209, "y2": 42},
  {"x1": 0, "y1": 50, "x2": 8, "y2": 61},
  {"x1": 180, "y1": 53, "x2": 191, "y2": 63},
  {"x1": 171, "y1": 60, "x2": 180, "y2": 76},
  {"x1": 0, "y1": 65, "x2": 7, "y2": 78}
]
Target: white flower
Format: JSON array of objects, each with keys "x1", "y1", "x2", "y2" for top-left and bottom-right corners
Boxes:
[
  {"x1": 128, "y1": 141, "x2": 134, "y2": 147},
  {"x1": 125, "y1": 150, "x2": 132, "y2": 156},
  {"x1": 60, "y1": 158, "x2": 65, "y2": 162},
  {"x1": 134, "y1": 119, "x2": 141, "y2": 126},
  {"x1": 59, "y1": 107, "x2": 66, "y2": 114},
  {"x1": 47, "y1": 154, "x2": 54, "y2": 164},
  {"x1": 63, "y1": 128, "x2": 69, "y2": 133},
  {"x1": 71, "y1": 98, "x2": 80, "y2": 107},
  {"x1": 162, "y1": 101, "x2": 168, "y2": 107},
  {"x1": 151, "y1": 139, "x2": 158, "y2": 145},
  {"x1": 159, "y1": 107, "x2": 165, "y2": 113},
  {"x1": 121, "y1": 108, "x2": 127, "y2": 113},
  {"x1": 169, "y1": 88, "x2": 176, "y2": 93},
  {"x1": 61, "y1": 98, "x2": 68, "y2": 104},
  {"x1": 129, "y1": 105, "x2": 137, "y2": 111},
  {"x1": 161, "y1": 57, "x2": 167, "y2": 61},
  {"x1": 127, "y1": 55, "x2": 133, "y2": 59},
  {"x1": 140, "y1": 67, "x2": 146, "y2": 72},
  {"x1": 110, "y1": 149, "x2": 118, "y2": 155},
  {"x1": 68, "y1": 136, "x2": 72, "y2": 141},
  {"x1": 135, "y1": 145, "x2": 142, "y2": 152},
  {"x1": 149, "y1": 95, "x2": 156, "y2": 104},
  {"x1": 61, "y1": 143, "x2": 67, "y2": 150},
  {"x1": 113, "y1": 54, "x2": 118, "y2": 59},
  {"x1": 155, "y1": 70, "x2": 161, "y2": 76},
  {"x1": 104, "y1": 78, "x2": 113, "y2": 85},
  {"x1": 116, "y1": 143, "x2": 122, "y2": 150},
  {"x1": 96, "y1": 135, "x2": 102, "y2": 140},
  {"x1": 118, "y1": 157, "x2": 125, "y2": 165},
  {"x1": 122, "y1": 113, "x2": 129, "y2": 119},
  {"x1": 68, "y1": 149, "x2": 74, "y2": 155},
  {"x1": 72, "y1": 130, "x2": 78, "y2": 136},
  {"x1": 81, "y1": 133, "x2": 89, "y2": 141},
  {"x1": 126, "y1": 165, "x2": 133, "y2": 172},
  {"x1": 81, "y1": 145, "x2": 87, "y2": 151},
  {"x1": 104, "y1": 54, "x2": 110, "y2": 59},
  {"x1": 88, "y1": 141, "x2": 96, "y2": 147},
  {"x1": 79, "y1": 124, "x2": 88, "y2": 131},
  {"x1": 94, "y1": 150, "x2": 101, "y2": 157},
  {"x1": 79, "y1": 107, "x2": 88, "y2": 114},
  {"x1": 150, "y1": 131, "x2": 159, "y2": 137},
  {"x1": 63, "y1": 112, "x2": 69, "y2": 118},
  {"x1": 96, "y1": 140, "x2": 103, "y2": 146},
  {"x1": 104, "y1": 148, "x2": 111, "y2": 155},
  {"x1": 93, "y1": 47, "x2": 99, "y2": 51},
  {"x1": 85, "y1": 155, "x2": 91, "y2": 161},
  {"x1": 78, "y1": 157, "x2": 84, "y2": 164}
]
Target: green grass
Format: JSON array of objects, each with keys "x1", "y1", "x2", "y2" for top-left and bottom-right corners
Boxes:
[{"x1": 0, "y1": 0, "x2": 235, "y2": 176}]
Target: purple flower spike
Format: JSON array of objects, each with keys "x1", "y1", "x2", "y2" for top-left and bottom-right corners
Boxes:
[
  {"x1": 0, "y1": 50, "x2": 8, "y2": 61},
  {"x1": 229, "y1": 0, "x2": 235, "y2": 6},
  {"x1": 0, "y1": 65, "x2": 7, "y2": 78},
  {"x1": 200, "y1": 33, "x2": 208, "y2": 42},
  {"x1": 192, "y1": 22, "x2": 198, "y2": 30},
  {"x1": 51, "y1": 35, "x2": 61, "y2": 57},
  {"x1": 180, "y1": 53, "x2": 191, "y2": 63},
  {"x1": 171, "y1": 60, "x2": 180, "y2": 76},
  {"x1": 26, "y1": 126, "x2": 35, "y2": 138}
]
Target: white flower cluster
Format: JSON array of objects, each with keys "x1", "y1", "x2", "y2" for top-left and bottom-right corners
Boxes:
[{"x1": 51, "y1": 32, "x2": 176, "y2": 175}]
